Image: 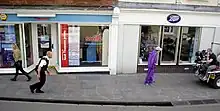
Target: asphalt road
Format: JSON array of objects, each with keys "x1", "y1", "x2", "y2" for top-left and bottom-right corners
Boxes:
[{"x1": 0, "y1": 101, "x2": 220, "y2": 111}]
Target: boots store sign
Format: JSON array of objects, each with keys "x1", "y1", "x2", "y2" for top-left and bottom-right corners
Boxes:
[{"x1": 167, "y1": 14, "x2": 181, "y2": 23}]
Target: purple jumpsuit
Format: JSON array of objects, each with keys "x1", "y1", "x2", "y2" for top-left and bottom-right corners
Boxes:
[{"x1": 144, "y1": 50, "x2": 157, "y2": 85}]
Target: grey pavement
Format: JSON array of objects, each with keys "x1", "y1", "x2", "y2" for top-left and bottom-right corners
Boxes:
[
  {"x1": 1, "y1": 100, "x2": 220, "y2": 111},
  {"x1": 0, "y1": 73, "x2": 220, "y2": 103}
]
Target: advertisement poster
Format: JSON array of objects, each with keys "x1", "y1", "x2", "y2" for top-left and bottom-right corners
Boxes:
[
  {"x1": 40, "y1": 35, "x2": 50, "y2": 48},
  {"x1": 68, "y1": 26, "x2": 80, "y2": 66},
  {"x1": 60, "y1": 24, "x2": 69, "y2": 67}
]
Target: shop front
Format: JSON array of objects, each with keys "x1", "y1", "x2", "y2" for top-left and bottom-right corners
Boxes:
[
  {"x1": 117, "y1": 8, "x2": 220, "y2": 73},
  {"x1": 0, "y1": 9, "x2": 116, "y2": 74}
]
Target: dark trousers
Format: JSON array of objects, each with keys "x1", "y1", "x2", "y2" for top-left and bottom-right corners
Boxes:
[
  {"x1": 30, "y1": 72, "x2": 46, "y2": 91},
  {"x1": 13, "y1": 60, "x2": 30, "y2": 79}
]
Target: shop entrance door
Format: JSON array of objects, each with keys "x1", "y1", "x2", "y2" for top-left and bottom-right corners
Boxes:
[
  {"x1": 37, "y1": 24, "x2": 52, "y2": 58},
  {"x1": 160, "y1": 26, "x2": 181, "y2": 65},
  {"x1": 35, "y1": 23, "x2": 58, "y2": 67}
]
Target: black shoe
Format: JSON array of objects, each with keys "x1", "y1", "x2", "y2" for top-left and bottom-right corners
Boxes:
[
  {"x1": 36, "y1": 90, "x2": 44, "y2": 93},
  {"x1": 10, "y1": 78, "x2": 16, "y2": 81},
  {"x1": 29, "y1": 86, "x2": 35, "y2": 93},
  {"x1": 27, "y1": 77, "x2": 32, "y2": 82}
]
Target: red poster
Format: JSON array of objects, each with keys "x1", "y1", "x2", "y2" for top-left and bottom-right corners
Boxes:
[{"x1": 60, "y1": 24, "x2": 69, "y2": 67}]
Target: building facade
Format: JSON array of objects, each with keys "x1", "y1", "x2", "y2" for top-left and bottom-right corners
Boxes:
[
  {"x1": 2, "y1": 0, "x2": 220, "y2": 75},
  {"x1": 0, "y1": 0, "x2": 119, "y2": 75},
  {"x1": 116, "y1": 0, "x2": 220, "y2": 74}
]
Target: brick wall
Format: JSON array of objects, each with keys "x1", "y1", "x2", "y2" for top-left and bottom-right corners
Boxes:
[{"x1": 0, "y1": 0, "x2": 116, "y2": 7}]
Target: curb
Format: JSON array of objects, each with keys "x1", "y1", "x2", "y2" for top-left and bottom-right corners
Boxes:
[
  {"x1": 0, "y1": 97, "x2": 220, "y2": 106},
  {"x1": 0, "y1": 97, "x2": 173, "y2": 106}
]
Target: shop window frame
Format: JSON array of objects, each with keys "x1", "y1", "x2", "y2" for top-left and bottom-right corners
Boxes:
[
  {"x1": 178, "y1": 27, "x2": 201, "y2": 65},
  {"x1": 137, "y1": 25, "x2": 162, "y2": 65},
  {"x1": 58, "y1": 23, "x2": 110, "y2": 68}
]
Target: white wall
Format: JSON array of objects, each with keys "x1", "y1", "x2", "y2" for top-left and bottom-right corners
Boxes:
[
  {"x1": 117, "y1": 24, "x2": 124, "y2": 73},
  {"x1": 119, "y1": 0, "x2": 218, "y2": 6},
  {"x1": 119, "y1": 9, "x2": 220, "y2": 27},
  {"x1": 199, "y1": 27, "x2": 215, "y2": 51},
  {"x1": 117, "y1": 24, "x2": 140, "y2": 73}
]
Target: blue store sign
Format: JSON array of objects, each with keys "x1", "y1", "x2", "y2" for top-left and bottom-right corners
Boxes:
[
  {"x1": 0, "y1": 14, "x2": 112, "y2": 23},
  {"x1": 167, "y1": 14, "x2": 181, "y2": 23}
]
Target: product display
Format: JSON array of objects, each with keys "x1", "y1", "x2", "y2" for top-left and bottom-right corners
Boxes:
[{"x1": 0, "y1": 25, "x2": 17, "y2": 68}]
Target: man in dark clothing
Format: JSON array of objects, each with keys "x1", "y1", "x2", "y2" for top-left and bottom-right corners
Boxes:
[
  {"x1": 29, "y1": 51, "x2": 52, "y2": 93},
  {"x1": 203, "y1": 48, "x2": 218, "y2": 80}
]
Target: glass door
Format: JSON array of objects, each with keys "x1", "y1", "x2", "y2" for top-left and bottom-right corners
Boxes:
[
  {"x1": 24, "y1": 23, "x2": 34, "y2": 68},
  {"x1": 160, "y1": 26, "x2": 181, "y2": 65},
  {"x1": 37, "y1": 24, "x2": 52, "y2": 58},
  {"x1": 178, "y1": 27, "x2": 201, "y2": 64}
]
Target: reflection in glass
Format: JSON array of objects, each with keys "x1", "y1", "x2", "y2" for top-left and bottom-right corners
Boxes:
[
  {"x1": 161, "y1": 26, "x2": 179, "y2": 63},
  {"x1": 139, "y1": 26, "x2": 160, "y2": 64},
  {"x1": 179, "y1": 27, "x2": 200, "y2": 63},
  {"x1": 0, "y1": 24, "x2": 21, "y2": 68},
  {"x1": 24, "y1": 23, "x2": 34, "y2": 67},
  {"x1": 37, "y1": 24, "x2": 51, "y2": 58}
]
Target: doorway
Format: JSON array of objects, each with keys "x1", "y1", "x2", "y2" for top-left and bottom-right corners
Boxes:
[
  {"x1": 34, "y1": 23, "x2": 57, "y2": 67},
  {"x1": 159, "y1": 26, "x2": 201, "y2": 65},
  {"x1": 37, "y1": 24, "x2": 52, "y2": 58}
]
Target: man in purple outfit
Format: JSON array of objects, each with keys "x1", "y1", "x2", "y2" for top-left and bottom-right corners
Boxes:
[{"x1": 144, "y1": 46, "x2": 162, "y2": 85}]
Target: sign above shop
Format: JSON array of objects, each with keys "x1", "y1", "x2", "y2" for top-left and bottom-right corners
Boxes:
[
  {"x1": 0, "y1": 14, "x2": 8, "y2": 21},
  {"x1": 167, "y1": 14, "x2": 181, "y2": 23}
]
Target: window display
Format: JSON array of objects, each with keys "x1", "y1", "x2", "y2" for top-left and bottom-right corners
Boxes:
[
  {"x1": 0, "y1": 24, "x2": 21, "y2": 68},
  {"x1": 179, "y1": 27, "x2": 200, "y2": 63},
  {"x1": 60, "y1": 24, "x2": 109, "y2": 67},
  {"x1": 139, "y1": 26, "x2": 160, "y2": 64},
  {"x1": 138, "y1": 25, "x2": 201, "y2": 65}
]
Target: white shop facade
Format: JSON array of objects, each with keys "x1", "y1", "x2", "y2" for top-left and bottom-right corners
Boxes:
[{"x1": 117, "y1": 8, "x2": 220, "y2": 73}]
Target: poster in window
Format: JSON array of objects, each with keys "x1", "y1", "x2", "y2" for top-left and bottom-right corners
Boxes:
[
  {"x1": 60, "y1": 24, "x2": 69, "y2": 67},
  {"x1": 40, "y1": 35, "x2": 50, "y2": 48},
  {"x1": 68, "y1": 26, "x2": 80, "y2": 66}
]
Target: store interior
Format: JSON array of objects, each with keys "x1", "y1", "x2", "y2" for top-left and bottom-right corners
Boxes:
[{"x1": 139, "y1": 25, "x2": 200, "y2": 65}]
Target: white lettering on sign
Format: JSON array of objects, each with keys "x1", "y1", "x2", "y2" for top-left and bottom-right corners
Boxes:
[
  {"x1": 169, "y1": 15, "x2": 180, "y2": 22},
  {"x1": 62, "y1": 30, "x2": 67, "y2": 60}
]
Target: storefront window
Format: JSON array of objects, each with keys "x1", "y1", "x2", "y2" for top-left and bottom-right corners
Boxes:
[
  {"x1": 161, "y1": 26, "x2": 180, "y2": 63},
  {"x1": 60, "y1": 24, "x2": 109, "y2": 67},
  {"x1": 24, "y1": 23, "x2": 34, "y2": 67},
  {"x1": 139, "y1": 25, "x2": 160, "y2": 64},
  {"x1": 179, "y1": 27, "x2": 200, "y2": 63},
  {"x1": 0, "y1": 24, "x2": 21, "y2": 68}
]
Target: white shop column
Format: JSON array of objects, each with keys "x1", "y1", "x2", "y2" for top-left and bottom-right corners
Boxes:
[{"x1": 109, "y1": 7, "x2": 120, "y2": 75}]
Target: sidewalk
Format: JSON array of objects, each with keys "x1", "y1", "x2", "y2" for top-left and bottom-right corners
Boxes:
[{"x1": 0, "y1": 73, "x2": 220, "y2": 105}]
